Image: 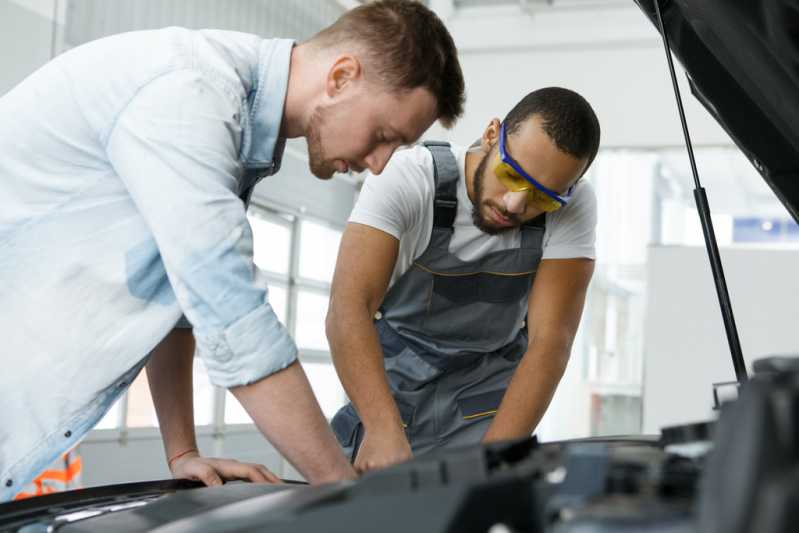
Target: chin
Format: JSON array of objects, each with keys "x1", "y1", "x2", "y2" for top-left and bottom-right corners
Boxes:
[
  {"x1": 472, "y1": 209, "x2": 509, "y2": 236},
  {"x1": 308, "y1": 161, "x2": 335, "y2": 180}
]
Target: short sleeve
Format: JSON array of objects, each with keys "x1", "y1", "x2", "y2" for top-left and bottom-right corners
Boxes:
[
  {"x1": 348, "y1": 146, "x2": 434, "y2": 241},
  {"x1": 542, "y1": 180, "x2": 597, "y2": 260}
]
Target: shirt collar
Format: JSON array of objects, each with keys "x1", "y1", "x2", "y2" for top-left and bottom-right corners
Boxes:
[{"x1": 242, "y1": 38, "x2": 294, "y2": 172}]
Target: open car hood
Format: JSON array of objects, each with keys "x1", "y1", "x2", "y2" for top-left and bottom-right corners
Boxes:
[{"x1": 634, "y1": 0, "x2": 799, "y2": 221}]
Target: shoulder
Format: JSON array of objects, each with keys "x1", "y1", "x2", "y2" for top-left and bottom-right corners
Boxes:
[
  {"x1": 550, "y1": 180, "x2": 597, "y2": 228},
  {"x1": 350, "y1": 145, "x2": 437, "y2": 239},
  {"x1": 540, "y1": 179, "x2": 597, "y2": 259},
  {"x1": 358, "y1": 144, "x2": 435, "y2": 199}
]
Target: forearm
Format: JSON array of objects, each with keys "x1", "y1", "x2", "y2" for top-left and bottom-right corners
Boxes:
[
  {"x1": 146, "y1": 329, "x2": 198, "y2": 459},
  {"x1": 231, "y1": 360, "x2": 356, "y2": 484},
  {"x1": 327, "y1": 305, "x2": 403, "y2": 433},
  {"x1": 483, "y1": 344, "x2": 570, "y2": 442}
]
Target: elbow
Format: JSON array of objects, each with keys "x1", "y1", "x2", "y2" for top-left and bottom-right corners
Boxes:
[
  {"x1": 325, "y1": 296, "x2": 373, "y2": 351},
  {"x1": 325, "y1": 301, "x2": 341, "y2": 346}
]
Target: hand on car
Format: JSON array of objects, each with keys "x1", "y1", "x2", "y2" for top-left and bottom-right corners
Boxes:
[
  {"x1": 170, "y1": 451, "x2": 282, "y2": 486},
  {"x1": 354, "y1": 426, "x2": 413, "y2": 474}
]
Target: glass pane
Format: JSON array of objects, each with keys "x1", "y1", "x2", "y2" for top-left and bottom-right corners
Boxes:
[
  {"x1": 95, "y1": 397, "x2": 122, "y2": 430},
  {"x1": 193, "y1": 356, "x2": 215, "y2": 426},
  {"x1": 248, "y1": 214, "x2": 291, "y2": 275},
  {"x1": 126, "y1": 369, "x2": 159, "y2": 428},
  {"x1": 267, "y1": 284, "x2": 288, "y2": 325},
  {"x1": 298, "y1": 220, "x2": 342, "y2": 282},
  {"x1": 303, "y1": 361, "x2": 347, "y2": 419},
  {"x1": 295, "y1": 290, "x2": 329, "y2": 351},
  {"x1": 225, "y1": 390, "x2": 252, "y2": 425}
]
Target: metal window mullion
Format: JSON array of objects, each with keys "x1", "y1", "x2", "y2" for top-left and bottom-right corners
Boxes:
[
  {"x1": 261, "y1": 271, "x2": 290, "y2": 288},
  {"x1": 118, "y1": 389, "x2": 130, "y2": 445},
  {"x1": 248, "y1": 204, "x2": 294, "y2": 229},
  {"x1": 211, "y1": 386, "x2": 226, "y2": 456},
  {"x1": 294, "y1": 277, "x2": 331, "y2": 294},
  {"x1": 298, "y1": 349, "x2": 333, "y2": 365},
  {"x1": 287, "y1": 217, "x2": 303, "y2": 337}
]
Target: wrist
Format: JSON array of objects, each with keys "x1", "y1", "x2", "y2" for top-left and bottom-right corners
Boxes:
[
  {"x1": 362, "y1": 413, "x2": 406, "y2": 436},
  {"x1": 167, "y1": 447, "x2": 199, "y2": 471}
]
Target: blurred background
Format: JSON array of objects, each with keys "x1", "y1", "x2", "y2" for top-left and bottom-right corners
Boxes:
[{"x1": 3, "y1": 0, "x2": 798, "y2": 486}]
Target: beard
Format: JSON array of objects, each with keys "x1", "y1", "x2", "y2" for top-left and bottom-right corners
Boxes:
[
  {"x1": 470, "y1": 151, "x2": 522, "y2": 235},
  {"x1": 305, "y1": 106, "x2": 336, "y2": 180}
]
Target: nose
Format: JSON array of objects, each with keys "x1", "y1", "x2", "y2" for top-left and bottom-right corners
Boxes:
[
  {"x1": 504, "y1": 190, "x2": 528, "y2": 215},
  {"x1": 364, "y1": 143, "x2": 397, "y2": 175}
]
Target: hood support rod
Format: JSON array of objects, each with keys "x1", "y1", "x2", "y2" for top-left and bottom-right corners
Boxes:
[{"x1": 653, "y1": 0, "x2": 748, "y2": 384}]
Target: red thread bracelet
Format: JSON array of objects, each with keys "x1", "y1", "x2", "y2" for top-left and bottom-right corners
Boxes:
[{"x1": 167, "y1": 447, "x2": 198, "y2": 469}]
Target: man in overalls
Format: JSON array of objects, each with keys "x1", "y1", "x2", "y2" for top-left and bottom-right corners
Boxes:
[{"x1": 327, "y1": 87, "x2": 600, "y2": 473}]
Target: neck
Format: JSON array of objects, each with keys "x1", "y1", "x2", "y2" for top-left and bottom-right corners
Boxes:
[{"x1": 280, "y1": 43, "x2": 323, "y2": 139}]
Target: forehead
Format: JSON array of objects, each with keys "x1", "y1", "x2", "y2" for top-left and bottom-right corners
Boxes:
[{"x1": 504, "y1": 115, "x2": 585, "y2": 188}]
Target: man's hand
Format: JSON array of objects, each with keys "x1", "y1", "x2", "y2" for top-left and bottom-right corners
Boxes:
[
  {"x1": 354, "y1": 426, "x2": 413, "y2": 473},
  {"x1": 170, "y1": 451, "x2": 281, "y2": 486},
  {"x1": 231, "y1": 361, "x2": 357, "y2": 484}
]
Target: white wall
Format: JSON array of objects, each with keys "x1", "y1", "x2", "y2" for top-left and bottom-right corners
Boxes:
[
  {"x1": 0, "y1": 0, "x2": 56, "y2": 95},
  {"x1": 642, "y1": 245, "x2": 799, "y2": 433},
  {"x1": 427, "y1": 3, "x2": 732, "y2": 149}
]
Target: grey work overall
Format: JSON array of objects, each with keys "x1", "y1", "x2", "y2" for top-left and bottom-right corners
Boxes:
[{"x1": 331, "y1": 141, "x2": 546, "y2": 459}]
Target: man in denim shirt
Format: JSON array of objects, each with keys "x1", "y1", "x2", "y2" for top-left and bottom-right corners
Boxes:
[{"x1": 0, "y1": 0, "x2": 465, "y2": 499}]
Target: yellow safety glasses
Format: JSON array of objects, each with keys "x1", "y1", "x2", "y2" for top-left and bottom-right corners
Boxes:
[{"x1": 493, "y1": 122, "x2": 573, "y2": 213}]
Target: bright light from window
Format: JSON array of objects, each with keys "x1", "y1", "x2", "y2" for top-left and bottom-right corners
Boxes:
[
  {"x1": 225, "y1": 390, "x2": 252, "y2": 425},
  {"x1": 295, "y1": 290, "x2": 330, "y2": 351},
  {"x1": 267, "y1": 284, "x2": 288, "y2": 325},
  {"x1": 248, "y1": 214, "x2": 291, "y2": 275},
  {"x1": 95, "y1": 397, "x2": 122, "y2": 430},
  {"x1": 126, "y1": 370, "x2": 159, "y2": 428},
  {"x1": 299, "y1": 220, "x2": 342, "y2": 282},
  {"x1": 193, "y1": 357, "x2": 215, "y2": 426},
  {"x1": 303, "y1": 362, "x2": 347, "y2": 419}
]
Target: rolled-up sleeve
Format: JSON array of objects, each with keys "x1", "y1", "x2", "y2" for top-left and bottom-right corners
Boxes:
[{"x1": 106, "y1": 68, "x2": 296, "y2": 387}]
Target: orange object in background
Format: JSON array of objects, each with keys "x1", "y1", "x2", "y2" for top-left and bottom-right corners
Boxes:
[{"x1": 13, "y1": 449, "x2": 82, "y2": 500}]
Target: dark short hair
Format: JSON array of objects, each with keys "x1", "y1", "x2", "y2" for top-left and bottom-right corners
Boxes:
[
  {"x1": 504, "y1": 87, "x2": 601, "y2": 175},
  {"x1": 308, "y1": 0, "x2": 465, "y2": 128}
]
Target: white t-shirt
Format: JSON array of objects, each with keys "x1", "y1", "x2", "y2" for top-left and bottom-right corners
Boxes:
[{"x1": 349, "y1": 144, "x2": 597, "y2": 288}]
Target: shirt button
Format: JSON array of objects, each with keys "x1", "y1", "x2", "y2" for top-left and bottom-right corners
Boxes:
[
  {"x1": 374, "y1": 311, "x2": 383, "y2": 320},
  {"x1": 4, "y1": 479, "x2": 11, "y2": 487},
  {"x1": 65, "y1": 430, "x2": 72, "y2": 438}
]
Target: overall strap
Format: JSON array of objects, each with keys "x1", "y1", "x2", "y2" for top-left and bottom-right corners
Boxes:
[
  {"x1": 422, "y1": 141, "x2": 459, "y2": 229},
  {"x1": 520, "y1": 213, "x2": 547, "y2": 249}
]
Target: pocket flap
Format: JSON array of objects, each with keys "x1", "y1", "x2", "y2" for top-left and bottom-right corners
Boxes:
[
  {"x1": 331, "y1": 404, "x2": 361, "y2": 448},
  {"x1": 457, "y1": 389, "x2": 506, "y2": 420}
]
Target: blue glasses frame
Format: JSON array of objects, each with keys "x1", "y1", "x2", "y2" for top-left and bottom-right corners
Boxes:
[{"x1": 498, "y1": 122, "x2": 573, "y2": 205}]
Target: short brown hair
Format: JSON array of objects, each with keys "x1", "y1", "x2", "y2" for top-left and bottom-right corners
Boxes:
[{"x1": 308, "y1": 0, "x2": 465, "y2": 128}]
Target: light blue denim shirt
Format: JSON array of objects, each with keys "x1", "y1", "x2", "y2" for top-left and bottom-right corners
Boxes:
[{"x1": 0, "y1": 28, "x2": 298, "y2": 500}]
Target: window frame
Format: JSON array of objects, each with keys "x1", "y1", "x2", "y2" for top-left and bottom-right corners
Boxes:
[{"x1": 84, "y1": 201, "x2": 347, "y2": 442}]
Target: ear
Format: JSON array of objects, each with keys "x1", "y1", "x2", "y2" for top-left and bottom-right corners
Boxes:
[
  {"x1": 479, "y1": 118, "x2": 502, "y2": 153},
  {"x1": 325, "y1": 55, "x2": 362, "y2": 98}
]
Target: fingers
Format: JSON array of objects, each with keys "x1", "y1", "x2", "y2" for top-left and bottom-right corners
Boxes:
[
  {"x1": 353, "y1": 455, "x2": 380, "y2": 475},
  {"x1": 173, "y1": 456, "x2": 282, "y2": 486},
  {"x1": 206, "y1": 458, "x2": 281, "y2": 484},
  {"x1": 194, "y1": 463, "x2": 224, "y2": 487},
  {"x1": 256, "y1": 464, "x2": 282, "y2": 484}
]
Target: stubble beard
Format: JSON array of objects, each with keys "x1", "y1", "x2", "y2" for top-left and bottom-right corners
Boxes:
[
  {"x1": 306, "y1": 106, "x2": 336, "y2": 180},
  {"x1": 470, "y1": 152, "x2": 520, "y2": 235}
]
